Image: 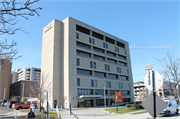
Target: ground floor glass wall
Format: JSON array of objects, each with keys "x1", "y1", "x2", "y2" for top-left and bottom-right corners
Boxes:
[{"x1": 78, "y1": 99, "x2": 93, "y2": 107}]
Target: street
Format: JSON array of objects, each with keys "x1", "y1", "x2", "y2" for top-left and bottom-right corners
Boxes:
[
  {"x1": 61, "y1": 107, "x2": 180, "y2": 119},
  {"x1": 0, "y1": 106, "x2": 14, "y2": 118}
]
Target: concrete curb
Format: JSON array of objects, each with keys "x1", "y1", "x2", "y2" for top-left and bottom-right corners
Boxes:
[{"x1": 103, "y1": 109, "x2": 147, "y2": 115}]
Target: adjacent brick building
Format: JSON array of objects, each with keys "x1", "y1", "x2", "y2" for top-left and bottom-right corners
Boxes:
[
  {"x1": 0, "y1": 59, "x2": 12, "y2": 100},
  {"x1": 9, "y1": 80, "x2": 39, "y2": 99}
]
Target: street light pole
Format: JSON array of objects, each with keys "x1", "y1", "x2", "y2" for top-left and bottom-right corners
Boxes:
[
  {"x1": 3, "y1": 87, "x2": 6, "y2": 100},
  {"x1": 21, "y1": 83, "x2": 25, "y2": 102},
  {"x1": 46, "y1": 88, "x2": 50, "y2": 118}
]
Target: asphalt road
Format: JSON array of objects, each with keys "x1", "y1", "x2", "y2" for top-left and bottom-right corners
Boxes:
[
  {"x1": 63, "y1": 108, "x2": 180, "y2": 119},
  {"x1": 0, "y1": 106, "x2": 14, "y2": 118}
]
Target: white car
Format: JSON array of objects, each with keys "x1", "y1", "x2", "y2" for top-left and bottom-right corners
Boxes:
[{"x1": 160, "y1": 99, "x2": 178, "y2": 116}]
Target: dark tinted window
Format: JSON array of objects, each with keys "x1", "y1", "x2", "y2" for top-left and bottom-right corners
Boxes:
[
  {"x1": 117, "y1": 41, "x2": 125, "y2": 48},
  {"x1": 76, "y1": 25, "x2": 90, "y2": 35},
  {"x1": 105, "y1": 37, "x2": 115, "y2": 44},
  {"x1": 77, "y1": 78, "x2": 80, "y2": 86},
  {"x1": 91, "y1": 80, "x2": 94, "y2": 87},
  {"x1": 92, "y1": 31, "x2": 103, "y2": 40}
]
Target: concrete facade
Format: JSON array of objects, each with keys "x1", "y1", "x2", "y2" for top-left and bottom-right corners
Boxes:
[
  {"x1": 12, "y1": 67, "x2": 41, "y2": 83},
  {"x1": 134, "y1": 81, "x2": 148, "y2": 101},
  {"x1": 0, "y1": 60, "x2": 12, "y2": 100},
  {"x1": 41, "y1": 17, "x2": 134, "y2": 108},
  {"x1": 157, "y1": 82, "x2": 174, "y2": 98}
]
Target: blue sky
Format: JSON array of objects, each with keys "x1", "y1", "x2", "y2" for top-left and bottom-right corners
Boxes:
[{"x1": 2, "y1": 0, "x2": 179, "y2": 82}]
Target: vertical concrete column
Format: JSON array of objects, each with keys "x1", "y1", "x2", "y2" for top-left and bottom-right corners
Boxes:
[
  {"x1": 105, "y1": 55, "x2": 107, "y2": 62},
  {"x1": 24, "y1": 68, "x2": 26, "y2": 80},
  {"x1": 115, "y1": 41, "x2": 117, "y2": 45},
  {"x1": 30, "y1": 68, "x2": 34, "y2": 81},
  {"x1": 93, "y1": 89, "x2": 95, "y2": 95},
  {"x1": 91, "y1": 71, "x2": 93, "y2": 77},
  {"x1": 107, "y1": 90, "x2": 110, "y2": 106},
  {"x1": 103, "y1": 35, "x2": 105, "y2": 41},
  {"x1": 90, "y1": 30, "x2": 92, "y2": 36},
  {"x1": 108, "y1": 98, "x2": 110, "y2": 106},
  {"x1": 93, "y1": 99, "x2": 96, "y2": 107}
]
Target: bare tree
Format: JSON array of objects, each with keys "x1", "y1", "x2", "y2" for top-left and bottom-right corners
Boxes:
[
  {"x1": 158, "y1": 52, "x2": 180, "y2": 103},
  {"x1": 26, "y1": 74, "x2": 51, "y2": 112},
  {"x1": 0, "y1": 0, "x2": 42, "y2": 63}
]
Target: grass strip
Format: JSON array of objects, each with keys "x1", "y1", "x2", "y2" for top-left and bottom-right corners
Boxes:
[{"x1": 105, "y1": 107, "x2": 145, "y2": 114}]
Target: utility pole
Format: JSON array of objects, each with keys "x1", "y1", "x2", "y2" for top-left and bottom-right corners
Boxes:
[
  {"x1": 70, "y1": 96, "x2": 72, "y2": 115},
  {"x1": 152, "y1": 71, "x2": 156, "y2": 119},
  {"x1": 21, "y1": 83, "x2": 25, "y2": 102},
  {"x1": 46, "y1": 88, "x2": 49, "y2": 118}
]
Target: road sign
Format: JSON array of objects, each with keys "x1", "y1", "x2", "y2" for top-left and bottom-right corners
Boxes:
[
  {"x1": 142, "y1": 92, "x2": 167, "y2": 118},
  {"x1": 144, "y1": 71, "x2": 163, "y2": 90}
]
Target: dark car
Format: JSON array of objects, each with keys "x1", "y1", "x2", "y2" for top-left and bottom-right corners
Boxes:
[{"x1": 8, "y1": 101, "x2": 20, "y2": 108}]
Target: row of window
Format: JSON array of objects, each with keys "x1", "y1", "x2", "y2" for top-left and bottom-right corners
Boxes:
[
  {"x1": 76, "y1": 33, "x2": 126, "y2": 55},
  {"x1": 77, "y1": 78, "x2": 130, "y2": 90},
  {"x1": 77, "y1": 68, "x2": 129, "y2": 80},
  {"x1": 76, "y1": 28, "x2": 125, "y2": 49},
  {"x1": 77, "y1": 58, "x2": 128, "y2": 74},
  {"x1": 77, "y1": 89, "x2": 130, "y2": 96},
  {"x1": 77, "y1": 50, "x2": 91, "y2": 57},
  {"x1": 107, "y1": 51, "x2": 116, "y2": 57},
  {"x1": 76, "y1": 42, "x2": 90, "y2": 49},
  {"x1": 93, "y1": 47, "x2": 104, "y2": 53},
  {"x1": 77, "y1": 50, "x2": 127, "y2": 66},
  {"x1": 77, "y1": 69, "x2": 91, "y2": 75},
  {"x1": 94, "y1": 71, "x2": 106, "y2": 77},
  {"x1": 77, "y1": 41, "x2": 127, "y2": 59}
]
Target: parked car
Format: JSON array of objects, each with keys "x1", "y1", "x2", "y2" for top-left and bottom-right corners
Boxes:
[
  {"x1": 8, "y1": 101, "x2": 20, "y2": 108},
  {"x1": 0, "y1": 100, "x2": 6, "y2": 106},
  {"x1": 12, "y1": 102, "x2": 37, "y2": 110},
  {"x1": 3, "y1": 100, "x2": 9, "y2": 107},
  {"x1": 160, "y1": 99, "x2": 178, "y2": 116}
]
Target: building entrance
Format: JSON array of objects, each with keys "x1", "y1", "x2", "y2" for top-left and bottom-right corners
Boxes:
[{"x1": 78, "y1": 99, "x2": 93, "y2": 107}]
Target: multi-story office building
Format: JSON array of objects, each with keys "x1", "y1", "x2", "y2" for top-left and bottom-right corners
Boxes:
[
  {"x1": 41, "y1": 17, "x2": 134, "y2": 108},
  {"x1": 11, "y1": 69, "x2": 21, "y2": 83},
  {"x1": 0, "y1": 59, "x2": 12, "y2": 100},
  {"x1": 157, "y1": 82, "x2": 174, "y2": 98},
  {"x1": 12, "y1": 67, "x2": 41, "y2": 82},
  {"x1": 134, "y1": 81, "x2": 148, "y2": 101}
]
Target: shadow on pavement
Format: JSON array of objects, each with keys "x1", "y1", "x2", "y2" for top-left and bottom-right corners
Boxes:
[
  {"x1": 158, "y1": 113, "x2": 180, "y2": 118},
  {"x1": 0, "y1": 115, "x2": 14, "y2": 118}
]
